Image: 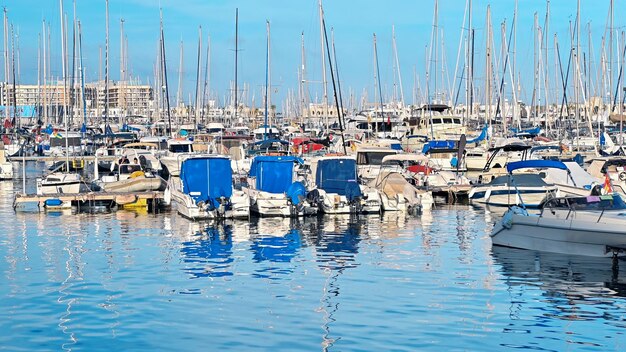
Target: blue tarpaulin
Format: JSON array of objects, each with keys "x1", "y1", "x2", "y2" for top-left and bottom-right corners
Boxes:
[
  {"x1": 421, "y1": 140, "x2": 457, "y2": 154},
  {"x1": 249, "y1": 155, "x2": 303, "y2": 193},
  {"x1": 316, "y1": 158, "x2": 359, "y2": 195},
  {"x1": 506, "y1": 160, "x2": 568, "y2": 173},
  {"x1": 180, "y1": 156, "x2": 233, "y2": 208}
]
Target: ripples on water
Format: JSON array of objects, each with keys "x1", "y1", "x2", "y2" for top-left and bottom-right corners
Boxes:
[{"x1": 1, "y1": 163, "x2": 626, "y2": 351}]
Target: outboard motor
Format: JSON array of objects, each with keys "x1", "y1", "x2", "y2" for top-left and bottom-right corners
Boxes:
[
  {"x1": 286, "y1": 181, "x2": 307, "y2": 215},
  {"x1": 345, "y1": 181, "x2": 363, "y2": 214}
]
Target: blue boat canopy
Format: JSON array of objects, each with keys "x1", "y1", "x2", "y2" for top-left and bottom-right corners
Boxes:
[
  {"x1": 421, "y1": 140, "x2": 457, "y2": 154},
  {"x1": 249, "y1": 155, "x2": 303, "y2": 193},
  {"x1": 180, "y1": 157, "x2": 233, "y2": 208},
  {"x1": 506, "y1": 160, "x2": 568, "y2": 173},
  {"x1": 316, "y1": 158, "x2": 359, "y2": 196}
]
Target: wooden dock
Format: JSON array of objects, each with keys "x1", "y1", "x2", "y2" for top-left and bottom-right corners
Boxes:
[{"x1": 13, "y1": 191, "x2": 166, "y2": 212}]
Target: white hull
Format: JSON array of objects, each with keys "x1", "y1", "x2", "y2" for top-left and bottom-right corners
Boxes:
[
  {"x1": 492, "y1": 208, "x2": 626, "y2": 257},
  {"x1": 0, "y1": 162, "x2": 13, "y2": 180},
  {"x1": 169, "y1": 179, "x2": 250, "y2": 220},
  {"x1": 316, "y1": 188, "x2": 381, "y2": 214},
  {"x1": 247, "y1": 188, "x2": 317, "y2": 217}
]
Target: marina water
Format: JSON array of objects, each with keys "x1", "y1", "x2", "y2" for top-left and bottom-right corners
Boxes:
[{"x1": 1, "y1": 163, "x2": 625, "y2": 351}]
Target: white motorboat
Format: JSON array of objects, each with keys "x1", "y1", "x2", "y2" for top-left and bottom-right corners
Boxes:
[
  {"x1": 168, "y1": 155, "x2": 249, "y2": 220},
  {"x1": 491, "y1": 194, "x2": 626, "y2": 257},
  {"x1": 244, "y1": 155, "x2": 317, "y2": 217},
  {"x1": 372, "y1": 154, "x2": 434, "y2": 213},
  {"x1": 160, "y1": 139, "x2": 194, "y2": 177},
  {"x1": 36, "y1": 172, "x2": 83, "y2": 195},
  {"x1": 307, "y1": 155, "x2": 381, "y2": 214}
]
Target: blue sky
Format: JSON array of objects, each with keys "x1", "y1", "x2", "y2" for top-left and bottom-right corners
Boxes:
[{"x1": 0, "y1": 0, "x2": 619, "y2": 109}]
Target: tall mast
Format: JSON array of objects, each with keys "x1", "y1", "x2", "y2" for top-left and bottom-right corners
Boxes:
[
  {"x1": 59, "y1": 0, "x2": 69, "y2": 170},
  {"x1": 234, "y1": 8, "x2": 238, "y2": 125},
  {"x1": 392, "y1": 25, "x2": 405, "y2": 107},
  {"x1": 194, "y1": 26, "x2": 202, "y2": 128},
  {"x1": 319, "y1": 0, "x2": 329, "y2": 131},
  {"x1": 485, "y1": 5, "x2": 492, "y2": 127},
  {"x1": 300, "y1": 31, "x2": 307, "y2": 123},
  {"x1": 104, "y1": 0, "x2": 109, "y2": 128},
  {"x1": 201, "y1": 33, "x2": 210, "y2": 124},
  {"x1": 160, "y1": 10, "x2": 172, "y2": 136},
  {"x1": 511, "y1": 0, "x2": 517, "y2": 128},
  {"x1": 609, "y1": 0, "x2": 613, "y2": 107},
  {"x1": 374, "y1": 33, "x2": 385, "y2": 135},
  {"x1": 120, "y1": 18, "x2": 125, "y2": 120},
  {"x1": 264, "y1": 20, "x2": 270, "y2": 140},
  {"x1": 42, "y1": 20, "x2": 48, "y2": 126},
  {"x1": 3, "y1": 8, "x2": 8, "y2": 125},
  {"x1": 176, "y1": 39, "x2": 183, "y2": 108}
]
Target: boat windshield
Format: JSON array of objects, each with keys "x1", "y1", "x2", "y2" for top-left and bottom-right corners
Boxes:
[{"x1": 544, "y1": 194, "x2": 626, "y2": 210}]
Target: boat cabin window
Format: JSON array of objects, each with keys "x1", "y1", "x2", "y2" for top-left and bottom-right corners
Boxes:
[
  {"x1": 432, "y1": 118, "x2": 442, "y2": 124},
  {"x1": 453, "y1": 118, "x2": 461, "y2": 124},
  {"x1": 544, "y1": 194, "x2": 626, "y2": 210},
  {"x1": 169, "y1": 144, "x2": 192, "y2": 153},
  {"x1": 357, "y1": 151, "x2": 398, "y2": 165},
  {"x1": 443, "y1": 118, "x2": 452, "y2": 124}
]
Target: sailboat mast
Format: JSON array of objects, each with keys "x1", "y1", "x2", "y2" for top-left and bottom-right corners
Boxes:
[
  {"x1": 194, "y1": 26, "x2": 201, "y2": 128},
  {"x1": 160, "y1": 11, "x2": 172, "y2": 136},
  {"x1": 234, "y1": 8, "x2": 238, "y2": 125},
  {"x1": 59, "y1": 0, "x2": 69, "y2": 170},
  {"x1": 319, "y1": 0, "x2": 329, "y2": 131},
  {"x1": 104, "y1": 0, "x2": 109, "y2": 128},
  {"x1": 373, "y1": 33, "x2": 385, "y2": 135},
  {"x1": 300, "y1": 31, "x2": 307, "y2": 125},
  {"x1": 264, "y1": 20, "x2": 270, "y2": 140},
  {"x1": 392, "y1": 25, "x2": 405, "y2": 107},
  {"x1": 3, "y1": 8, "x2": 8, "y2": 125}
]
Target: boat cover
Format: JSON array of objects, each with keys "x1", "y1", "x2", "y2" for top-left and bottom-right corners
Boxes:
[
  {"x1": 316, "y1": 158, "x2": 360, "y2": 197},
  {"x1": 181, "y1": 157, "x2": 233, "y2": 208},
  {"x1": 249, "y1": 156, "x2": 303, "y2": 193}
]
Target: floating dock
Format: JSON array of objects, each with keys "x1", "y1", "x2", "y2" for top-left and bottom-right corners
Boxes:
[{"x1": 13, "y1": 191, "x2": 166, "y2": 212}]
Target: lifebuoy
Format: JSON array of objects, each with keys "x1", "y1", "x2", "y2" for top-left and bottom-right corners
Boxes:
[{"x1": 619, "y1": 172, "x2": 626, "y2": 182}]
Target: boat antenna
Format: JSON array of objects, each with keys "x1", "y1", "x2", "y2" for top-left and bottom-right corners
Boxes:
[
  {"x1": 234, "y1": 8, "x2": 238, "y2": 126},
  {"x1": 321, "y1": 17, "x2": 346, "y2": 154},
  {"x1": 264, "y1": 20, "x2": 270, "y2": 141}
]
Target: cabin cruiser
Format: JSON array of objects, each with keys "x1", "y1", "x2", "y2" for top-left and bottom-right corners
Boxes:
[
  {"x1": 356, "y1": 146, "x2": 401, "y2": 183},
  {"x1": 491, "y1": 193, "x2": 626, "y2": 257},
  {"x1": 405, "y1": 104, "x2": 466, "y2": 141},
  {"x1": 307, "y1": 155, "x2": 381, "y2": 214},
  {"x1": 245, "y1": 155, "x2": 317, "y2": 217},
  {"x1": 167, "y1": 155, "x2": 250, "y2": 220},
  {"x1": 159, "y1": 139, "x2": 194, "y2": 177}
]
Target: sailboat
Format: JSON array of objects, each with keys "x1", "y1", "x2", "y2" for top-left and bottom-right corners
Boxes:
[{"x1": 36, "y1": 0, "x2": 84, "y2": 196}]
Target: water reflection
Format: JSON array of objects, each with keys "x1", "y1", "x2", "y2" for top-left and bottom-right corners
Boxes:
[
  {"x1": 179, "y1": 222, "x2": 235, "y2": 279},
  {"x1": 493, "y1": 246, "x2": 626, "y2": 324},
  {"x1": 250, "y1": 218, "x2": 303, "y2": 264}
]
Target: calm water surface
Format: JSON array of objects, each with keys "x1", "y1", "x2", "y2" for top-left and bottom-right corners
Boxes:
[{"x1": 1, "y1": 163, "x2": 626, "y2": 351}]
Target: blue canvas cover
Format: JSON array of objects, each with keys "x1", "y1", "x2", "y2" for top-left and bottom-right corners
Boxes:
[
  {"x1": 506, "y1": 160, "x2": 568, "y2": 173},
  {"x1": 249, "y1": 156, "x2": 303, "y2": 193},
  {"x1": 316, "y1": 158, "x2": 358, "y2": 195},
  {"x1": 286, "y1": 181, "x2": 307, "y2": 205},
  {"x1": 421, "y1": 140, "x2": 457, "y2": 154},
  {"x1": 180, "y1": 157, "x2": 233, "y2": 208}
]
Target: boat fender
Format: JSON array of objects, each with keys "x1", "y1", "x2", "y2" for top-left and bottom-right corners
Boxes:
[
  {"x1": 619, "y1": 172, "x2": 626, "y2": 182},
  {"x1": 130, "y1": 171, "x2": 145, "y2": 178},
  {"x1": 44, "y1": 199, "x2": 63, "y2": 207}
]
